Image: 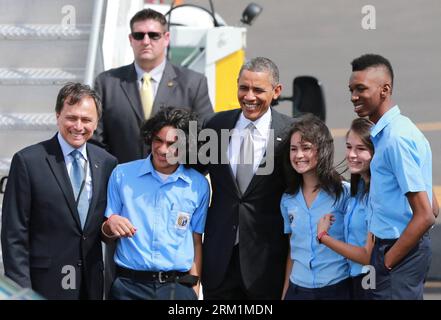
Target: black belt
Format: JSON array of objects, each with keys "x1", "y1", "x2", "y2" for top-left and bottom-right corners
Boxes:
[
  {"x1": 375, "y1": 231, "x2": 430, "y2": 246},
  {"x1": 116, "y1": 266, "x2": 198, "y2": 286},
  {"x1": 374, "y1": 237, "x2": 397, "y2": 245}
]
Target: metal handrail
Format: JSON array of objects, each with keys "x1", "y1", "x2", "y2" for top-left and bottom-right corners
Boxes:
[{"x1": 84, "y1": 0, "x2": 106, "y2": 85}]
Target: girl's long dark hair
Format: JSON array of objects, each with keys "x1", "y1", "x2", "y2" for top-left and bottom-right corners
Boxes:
[
  {"x1": 347, "y1": 117, "x2": 374, "y2": 197},
  {"x1": 283, "y1": 113, "x2": 343, "y2": 199}
]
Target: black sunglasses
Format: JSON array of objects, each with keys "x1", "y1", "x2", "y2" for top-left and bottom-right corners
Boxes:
[{"x1": 131, "y1": 31, "x2": 164, "y2": 41}]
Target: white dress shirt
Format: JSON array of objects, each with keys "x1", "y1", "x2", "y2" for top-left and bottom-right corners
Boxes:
[
  {"x1": 134, "y1": 59, "x2": 166, "y2": 99},
  {"x1": 228, "y1": 109, "x2": 272, "y2": 177}
]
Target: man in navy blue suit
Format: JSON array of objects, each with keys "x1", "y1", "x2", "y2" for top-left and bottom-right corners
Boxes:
[{"x1": 1, "y1": 83, "x2": 117, "y2": 299}]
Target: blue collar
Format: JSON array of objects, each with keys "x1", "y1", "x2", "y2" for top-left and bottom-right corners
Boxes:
[
  {"x1": 370, "y1": 105, "x2": 400, "y2": 138},
  {"x1": 138, "y1": 155, "x2": 191, "y2": 184},
  {"x1": 57, "y1": 132, "x2": 88, "y2": 160}
]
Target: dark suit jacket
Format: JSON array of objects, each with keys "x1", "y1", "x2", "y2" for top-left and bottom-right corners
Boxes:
[
  {"x1": 1, "y1": 135, "x2": 117, "y2": 299},
  {"x1": 93, "y1": 61, "x2": 213, "y2": 163},
  {"x1": 201, "y1": 108, "x2": 294, "y2": 299}
]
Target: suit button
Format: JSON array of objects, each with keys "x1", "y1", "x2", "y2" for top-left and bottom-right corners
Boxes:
[
  {"x1": 77, "y1": 260, "x2": 83, "y2": 267},
  {"x1": 233, "y1": 226, "x2": 237, "y2": 230},
  {"x1": 82, "y1": 235, "x2": 87, "y2": 241}
]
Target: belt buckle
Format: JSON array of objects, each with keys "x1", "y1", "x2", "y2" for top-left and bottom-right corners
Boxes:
[{"x1": 158, "y1": 271, "x2": 167, "y2": 283}]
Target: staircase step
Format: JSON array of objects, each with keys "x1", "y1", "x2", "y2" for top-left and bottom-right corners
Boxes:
[
  {"x1": 0, "y1": 0, "x2": 94, "y2": 25},
  {"x1": 0, "y1": 24, "x2": 90, "y2": 40},
  {"x1": 0, "y1": 113, "x2": 56, "y2": 130},
  {"x1": 0, "y1": 68, "x2": 83, "y2": 85},
  {"x1": 0, "y1": 85, "x2": 64, "y2": 113},
  {"x1": 0, "y1": 131, "x2": 55, "y2": 162},
  {"x1": 0, "y1": 40, "x2": 89, "y2": 68}
]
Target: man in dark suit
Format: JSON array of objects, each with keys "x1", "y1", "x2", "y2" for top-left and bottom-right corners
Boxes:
[
  {"x1": 201, "y1": 57, "x2": 294, "y2": 299},
  {"x1": 93, "y1": 8, "x2": 213, "y2": 164},
  {"x1": 1, "y1": 83, "x2": 117, "y2": 299}
]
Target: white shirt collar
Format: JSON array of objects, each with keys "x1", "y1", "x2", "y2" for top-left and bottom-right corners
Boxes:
[
  {"x1": 236, "y1": 108, "x2": 272, "y2": 137},
  {"x1": 134, "y1": 59, "x2": 166, "y2": 84}
]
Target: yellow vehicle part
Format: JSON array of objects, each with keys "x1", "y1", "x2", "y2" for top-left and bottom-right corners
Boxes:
[{"x1": 215, "y1": 49, "x2": 244, "y2": 111}]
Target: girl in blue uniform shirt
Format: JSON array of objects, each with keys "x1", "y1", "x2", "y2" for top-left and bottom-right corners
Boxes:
[
  {"x1": 281, "y1": 114, "x2": 351, "y2": 300},
  {"x1": 317, "y1": 118, "x2": 374, "y2": 300},
  {"x1": 317, "y1": 118, "x2": 439, "y2": 299}
]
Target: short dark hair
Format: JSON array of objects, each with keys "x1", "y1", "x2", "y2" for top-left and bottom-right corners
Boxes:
[
  {"x1": 140, "y1": 107, "x2": 199, "y2": 167},
  {"x1": 351, "y1": 54, "x2": 394, "y2": 87},
  {"x1": 238, "y1": 57, "x2": 280, "y2": 87},
  {"x1": 130, "y1": 8, "x2": 167, "y2": 32},
  {"x1": 55, "y1": 82, "x2": 102, "y2": 118},
  {"x1": 283, "y1": 113, "x2": 343, "y2": 199}
]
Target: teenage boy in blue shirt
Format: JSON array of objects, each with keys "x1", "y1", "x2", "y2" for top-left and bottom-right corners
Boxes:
[
  {"x1": 349, "y1": 54, "x2": 435, "y2": 299},
  {"x1": 101, "y1": 107, "x2": 209, "y2": 300}
]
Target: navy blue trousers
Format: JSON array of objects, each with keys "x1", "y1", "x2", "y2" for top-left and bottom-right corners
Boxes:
[
  {"x1": 109, "y1": 276, "x2": 198, "y2": 300},
  {"x1": 284, "y1": 278, "x2": 351, "y2": 300},
  {"x1": 370, "y1": 233, "x2": 431, "y2": 300},
  {"x1": 350, "y1": 274, "x2": 372, "y2": 300}
]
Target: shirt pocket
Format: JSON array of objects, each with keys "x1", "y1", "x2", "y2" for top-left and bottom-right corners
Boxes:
[
  {"x1": 169, "y1": 203, "x2": 196, "y2": 237},
  {"x1": 287, "y1": 206, "x2": 301, "y2": 233}
]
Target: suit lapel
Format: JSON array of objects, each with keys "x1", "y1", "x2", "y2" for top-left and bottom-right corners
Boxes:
[
  {"x1": 45, "y1": 136, "x2": 82, "y2": 229},
  {"x1": 152, "y1": 61, "x2": 177, "y2": 115},
  {"x1": 271, "y1": 110, "x2": 289, "y2": 151},
  {"x1": 85, "y1": 144, "x2": 101, "y2": 230},
  {"x1": 220, "y1": 110, "x2": 242, "y2": 197},
  {"x1": 120, "y1": 64, "x2": 144, "y2": 122}
]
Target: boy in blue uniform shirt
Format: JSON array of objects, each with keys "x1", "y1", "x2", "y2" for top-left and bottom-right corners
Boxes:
[
  {"x1": 349, "y1": 54, "x2": 435, "y2": 299},
  {"x1": 101, "y1": 107, "x2": 210, "y2": 300}
]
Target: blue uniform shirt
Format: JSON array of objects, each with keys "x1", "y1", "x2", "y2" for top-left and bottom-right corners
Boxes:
[
  {"x1": 345, "y1": 180, "x2": 369, "y2": 277},
  {"x1": 369, "y1": 106, "x2": 432, "y2": 239},
  {"x1": 281, "y1": 182, "x2": 350, "y2": 288},
  {"x1": 105, "y1": 156, "x2": 210, "y2": 272}
]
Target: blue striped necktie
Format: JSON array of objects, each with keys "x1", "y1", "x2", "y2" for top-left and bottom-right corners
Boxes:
[{"x1": 69, "y1": 150, "x2": 89, "y2": 229}]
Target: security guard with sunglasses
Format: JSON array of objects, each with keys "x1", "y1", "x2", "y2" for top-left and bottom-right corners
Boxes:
[{"x1": 93, "y1": 8, "x2": 213, "y2": 164}]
